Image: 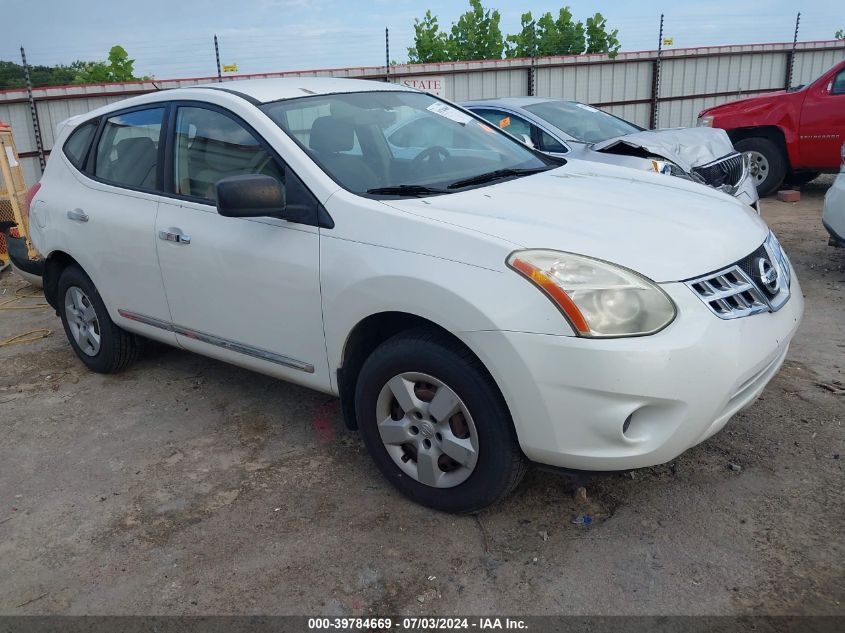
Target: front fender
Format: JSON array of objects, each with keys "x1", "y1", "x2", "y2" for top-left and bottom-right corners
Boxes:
[{"x1": 320, "y1": 239, "x2": 575, "y2": 392}]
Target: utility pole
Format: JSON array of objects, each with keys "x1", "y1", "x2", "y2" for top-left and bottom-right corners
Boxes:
[
  {"x1": 20, "y1": 46, "x2": 45, "y2": 173},
  {"x1": 214, "y1": 34, "x2": 222, "y2": 83},
  {"x1": 385, "y1": 27, "x2": 390, "y2": 83},
  {"x1": 649, "y1": 14, "x2": 665, "y2": 130},
  {"x1": 785, "y1": 12, "x2": 800, "y2": 89}
]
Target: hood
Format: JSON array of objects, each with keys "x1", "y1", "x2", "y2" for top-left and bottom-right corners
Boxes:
[
  {"x1": 700, "y1": 90, "x2": 790, "y2": 117},
  {"x1": 591, "y1": 127, "x2": 736, "y2": 172},
  {"x1": 382, "y1": 159, "x2": 768, "y2": 283}
]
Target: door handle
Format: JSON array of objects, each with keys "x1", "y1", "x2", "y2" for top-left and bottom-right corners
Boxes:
[
  {"x1": 67, "y1": 209, "x2": 89, "y2": 223},
  {"x1": 158, "y1": 229, "x2": 191, "y2": 245}
]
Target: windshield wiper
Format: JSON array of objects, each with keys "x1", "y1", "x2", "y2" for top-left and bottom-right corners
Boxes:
[
  {"x1": 366, "y1": 184, "x2": 449, "y2": 197},
  {"x1": 446, "y1": 166, "x2": 553, "y2": 190}
]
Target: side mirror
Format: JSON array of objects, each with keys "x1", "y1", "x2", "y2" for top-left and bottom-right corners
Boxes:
[
  {"x1": 519, "y1": 134, "x2": 535, "y2": 148},
  {"x1": 216, "y1": 174, "x2": 287, "y2": 219}
]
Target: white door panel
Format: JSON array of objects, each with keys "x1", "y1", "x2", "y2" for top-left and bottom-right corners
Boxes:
[
  {"x1": 155, "y1": 199, "x2": 329, "y2": 391},
  {"x1": 49, "y1": 169, "x2": 175, "y2": 344}
]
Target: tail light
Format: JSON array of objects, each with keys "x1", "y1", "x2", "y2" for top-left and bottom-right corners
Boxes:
[{"x1": 25, "y1": 182, "x2": 41, "y2": 216}]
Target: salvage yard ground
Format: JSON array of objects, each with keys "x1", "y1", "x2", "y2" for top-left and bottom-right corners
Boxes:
[{"x1": 1, "y1": 182, "x2": 843, "y2": 616}]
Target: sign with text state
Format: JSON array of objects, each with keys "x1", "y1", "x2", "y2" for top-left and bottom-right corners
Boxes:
[{"x1": 399, "y1": 76, "x2": 445, "y2": 97}]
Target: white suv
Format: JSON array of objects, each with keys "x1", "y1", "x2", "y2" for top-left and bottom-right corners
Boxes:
[{"x1": 29, "y1": 78, "x2": 803, "y2": 512}]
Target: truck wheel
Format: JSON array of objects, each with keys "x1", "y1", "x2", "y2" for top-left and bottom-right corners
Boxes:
[
  {"x1": 734, "y1": 137, "x2": 787, "y2": 197},
  {"x1": 355, "y1": 329, "x2": 528, "y2": 513},
  {"x1": 57, "y1": 265, "x2": 140, "y2": 373}
]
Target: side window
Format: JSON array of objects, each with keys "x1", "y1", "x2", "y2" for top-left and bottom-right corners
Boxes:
[
  {"x1": 94, "y1": 108, "x2": 164, "y2": 189},
  {"x1": 831, "y1": 70, "x2": 845, "y2": 95},
  {"x1": 63, "y1": 122, "x2": 97, "y2": 170},
  {"x1": 537, "y1": 129, "x2": 568, "y2": 154},
  {"x1": 173, "y1": 106, "x2": 283, "y2": 202},
  {"x1": 475, "y1": 110, "x2": 532, "y2": 139}
]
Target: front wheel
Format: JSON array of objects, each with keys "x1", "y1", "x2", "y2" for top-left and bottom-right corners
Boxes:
[
  {"x1": 734, "y1": 137, "x2": 787, "y2": 197},
  {"x1": 355, "y1": 329, "x2": 527, "y2": 513},
  {"x1": 57, "y1": 265, "x2": 140, "y2": 373}
]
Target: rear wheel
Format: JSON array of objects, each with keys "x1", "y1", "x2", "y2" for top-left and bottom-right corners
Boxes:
[
  {"x1": 734, "y1": 137, "x2": 787, "y2": 197},
  {"x1": 355, "y1": 329, "x2": 527, "y2": 513},
  {"x1": 57, "y1": 266, "x2": 139, "y2": 373}
]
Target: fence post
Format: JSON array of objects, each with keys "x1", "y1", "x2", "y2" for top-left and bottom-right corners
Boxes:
[
  {"x1": 528, "y1": 20, "x2": 536, "y2": 96},
  {"x1": 784, "y1": 12, "x2": 800, "y2": 89},
  {"x1": 214, "y1": 34, "x2": 222, "y2": 83},
  {"x1": 649, "y1": 14, "x2": 664, "y2": 130},
  {"x1": 385, "y1": 27, "x2": 390, "y2": 83},
  {"x1": 19, "y1": 46, "x2": 46, "y2": 174}
]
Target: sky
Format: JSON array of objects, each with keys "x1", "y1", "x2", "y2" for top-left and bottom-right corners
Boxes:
[{"x1": 3, "y1": 0, "x2": 843, "y2": 80}]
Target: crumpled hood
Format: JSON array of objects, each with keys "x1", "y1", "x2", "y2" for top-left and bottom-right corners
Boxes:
[
  {"x1": 591, "y1": 127, "x2": 736, "y2": 172},
  {"x1": 382, "y1": 159, "x2": 769, "y2": 283}
]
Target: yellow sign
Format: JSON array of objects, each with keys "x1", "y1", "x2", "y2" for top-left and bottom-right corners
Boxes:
[
  {"x1": 222, "y1": 63, "x2": 238, "y2": 73},
  {"x1": 662, "y1": 38, "x2": 674, "y2": 46}
]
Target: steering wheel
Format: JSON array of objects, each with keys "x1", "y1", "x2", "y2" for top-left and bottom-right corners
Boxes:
[{"x1": 411, "y1": 145, "x2": 451, "y2": 170}]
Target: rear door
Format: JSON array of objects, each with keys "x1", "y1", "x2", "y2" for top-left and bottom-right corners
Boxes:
[
  {"x1": 798, "y1": 66, "x2": 845, "y2": 169},
  {"x1": 154, "y1": 103, "x2": 328, "y2": 390},
  {"x1": 49, "y1": 106, "x2": 176, "y2": 343}
]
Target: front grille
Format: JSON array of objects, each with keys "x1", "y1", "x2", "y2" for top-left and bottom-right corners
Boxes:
[
  {"x1": 686, "y1": 232, "x2": 792, "y2": 319},
  {"x1": 687, "y1": 266, "x2": 770, "y2": 319},
  {"x1": 692, "y1": 152, "x2": 745, "y2": 189}
]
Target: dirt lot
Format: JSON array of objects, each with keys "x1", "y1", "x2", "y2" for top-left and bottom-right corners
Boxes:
[{"x1": 1, "y1": 183, "x2": 843, "y2": 616}]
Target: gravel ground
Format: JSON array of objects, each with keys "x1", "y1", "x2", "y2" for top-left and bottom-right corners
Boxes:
[{"x1": 0, "y1": 183, "x2": 842, "y2": 616}]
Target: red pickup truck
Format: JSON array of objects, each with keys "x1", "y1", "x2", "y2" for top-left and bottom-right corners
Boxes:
[{"x1": 697, "y1": 58, "x2": 845, "y2": 196}]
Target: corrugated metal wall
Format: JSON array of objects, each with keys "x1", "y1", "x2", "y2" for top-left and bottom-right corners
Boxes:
[{"x1": 2, "y1": 39, "x2": 843, "y2": 186}]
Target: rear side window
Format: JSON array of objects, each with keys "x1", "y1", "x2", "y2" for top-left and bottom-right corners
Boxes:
[
  {"x1": 63, "y1": 122, "x2": 97, "y2": 170},
  {"x1": 94, "y1": 108, "x2": 164, "y2": 190}
]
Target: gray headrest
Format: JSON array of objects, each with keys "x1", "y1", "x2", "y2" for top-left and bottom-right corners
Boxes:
[{"x1": 309, "y1": 116, "x2": 354, "y2": 154}]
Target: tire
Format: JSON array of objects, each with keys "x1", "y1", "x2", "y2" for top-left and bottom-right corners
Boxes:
[
  {"x1": 355, "y1": 328, "x2": 528, "y2": 513},
  {"x1": 734, "y1": 137, "x2": 787, "y2": 197},
  {"x1": 57, "y1": 265, "x2": 139, "y2": 373},
  {"x1": 784, "y1": 171, "x2": 820, "y2": 187}
]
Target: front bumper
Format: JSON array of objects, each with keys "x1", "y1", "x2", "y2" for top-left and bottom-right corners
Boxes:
[{"x1": 459, "y1": 268, "x2": 803, "y2": 470}]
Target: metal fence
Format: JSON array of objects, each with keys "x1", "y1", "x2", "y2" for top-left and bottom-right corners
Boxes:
[{"x1": 1, "y1": 38, "x2": 843, "y2": 187}]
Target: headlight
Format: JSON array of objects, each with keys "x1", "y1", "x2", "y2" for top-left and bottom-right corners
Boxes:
[
  {"x1": 508, "y1": 250, "x2": 677, "y2": 337},
  {"x1": 698, "y1": 115, "x2": 714, "y2": 127}
]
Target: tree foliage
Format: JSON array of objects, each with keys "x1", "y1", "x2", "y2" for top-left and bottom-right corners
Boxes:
[
  {"x1": 836, "y1": 29, "x2": 844, "y2": 39},
  {"x1": 407, "y1": 10, "x2": 451, "y2": 63},
  {"x1": 446, "y1": 0, "x2": 504, "y2": 61},
  {"x1": 410, "y1": 2, "x2": 621, "y2": 63},
  {"x1": 0, "y1": 46, "x2": 148, "y2": 90}
]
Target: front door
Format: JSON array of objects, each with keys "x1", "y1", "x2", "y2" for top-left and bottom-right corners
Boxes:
[
  {"x1": 798, "y1": 66, "x2": 845, "y2": 170},
  {"x1": 155, "y1": 104, "x2": 328, "y2": 390}
]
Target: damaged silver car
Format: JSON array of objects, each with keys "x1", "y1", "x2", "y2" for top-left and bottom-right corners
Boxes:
[{"x1": 462, "y1": 97, "x2": 759, "y2": 211}]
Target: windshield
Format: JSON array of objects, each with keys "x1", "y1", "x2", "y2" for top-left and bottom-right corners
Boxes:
[
  {"x1": 523, "y1": 101, "x2": 641, "y2": 144},
  {"x1": 260, "y1": 91, "x2": 554, "y2": 196}
]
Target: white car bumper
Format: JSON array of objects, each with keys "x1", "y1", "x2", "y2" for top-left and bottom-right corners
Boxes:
[
  {"x1": 460, "y1": 268, "x2": 803, "y2": 471},
  {"x1": 823, "y1": 172, "x2": 845, "y2": 245}
]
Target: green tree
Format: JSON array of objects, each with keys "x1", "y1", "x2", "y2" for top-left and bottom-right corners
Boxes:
[
  {"x1": 72, "y1": 45, "x2": 148, "y2": 84},
  {"x1": 446, "y1": 0, "x2": 505, "y2": 61},
  {"x1": 836, "y1": 29, "x2": 844, "y2": 39},
  {"x1": 407, "y1": 10, "x2": 450, "y2": 63},
  {"x1": 107, "y1": 46, "x2": 136, "y2": 81},
  {"x1": 585, "y1": 12, "x2": 620, "y2": 57}
]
